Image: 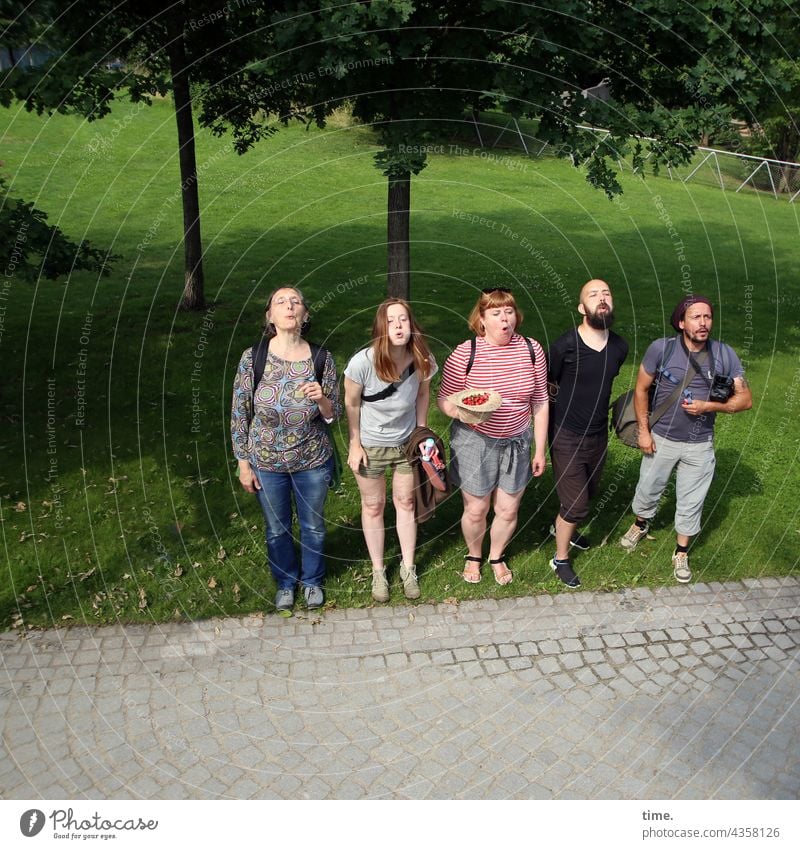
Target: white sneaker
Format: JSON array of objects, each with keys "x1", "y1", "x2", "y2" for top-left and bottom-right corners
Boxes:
[
  {"x1": 672, "y1": 551, "x2": 692, "y2": 583},
  {"x1": 371, "y1": 569, "x2": 390, "y2": 603},
  {"x1": 620, "y1": 522, "x2": 649, "y2": 551}
]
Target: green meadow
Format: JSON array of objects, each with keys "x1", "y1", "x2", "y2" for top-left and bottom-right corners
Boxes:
[{"x1": 1, "y1": 97, "x2": 798, "y2": 629}]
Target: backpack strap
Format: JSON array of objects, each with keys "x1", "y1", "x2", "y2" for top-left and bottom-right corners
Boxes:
[
  {"x1": 650, "y1": 336, "x2": 678, "y2": 402},
  {"x1": 251, "y1": 336, "x2": 328, "y2": 406},
  {"x1": 362, "y1": 362, "x2": 415, "y2": 402},
  {"x1": 465, "y1": 335, "x2": 535, "y2": 375}
]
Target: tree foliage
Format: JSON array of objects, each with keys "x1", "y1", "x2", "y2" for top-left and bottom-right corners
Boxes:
[
  {"x1": 0, "y1": 0, "x2": 284, "y2": 307},
  {"x1": 0, "y1": 174, "x2": 115, "y2": 280},
  {"x1": 235, "y1": 0, "x2": 792, "y2": 298}
]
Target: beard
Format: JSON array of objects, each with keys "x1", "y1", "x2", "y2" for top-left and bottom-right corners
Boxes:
[{"x1": 585, "y1": 303, "x2": 615, "y2": 330}]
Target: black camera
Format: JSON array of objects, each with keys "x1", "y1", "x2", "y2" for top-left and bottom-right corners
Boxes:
[{"x1": 709, "y1": 374, "x2": 734, "y2": 403}]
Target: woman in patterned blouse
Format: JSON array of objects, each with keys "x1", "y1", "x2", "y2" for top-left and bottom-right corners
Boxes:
[{"x1": 231, "y1": 287, "x2": 340, "y2": 613}]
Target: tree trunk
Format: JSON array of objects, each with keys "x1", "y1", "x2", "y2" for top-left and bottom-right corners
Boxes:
[
  {"x1": 166, "y1": 13, "x2": 205, "y2": 311},
  {"x1": 387, "y1": 172, "x2": 410, "y2": 299},
  {"x1": 775, "y1": 126, "x2": 799, "y2": 194}
]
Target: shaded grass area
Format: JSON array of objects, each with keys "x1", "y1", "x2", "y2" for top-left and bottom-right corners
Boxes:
[{"x1": 1, "y1": 98, "x2": 798, "y2": 630}]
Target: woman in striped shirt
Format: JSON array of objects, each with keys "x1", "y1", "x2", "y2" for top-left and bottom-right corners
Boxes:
[{"x1": 437, "y1": 288, "x2": 548, "y2": 585}]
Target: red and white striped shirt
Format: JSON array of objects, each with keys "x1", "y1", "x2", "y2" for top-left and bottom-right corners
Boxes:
[{"x1": 438, "y1": 334, "x2": 548, "y2": 438}]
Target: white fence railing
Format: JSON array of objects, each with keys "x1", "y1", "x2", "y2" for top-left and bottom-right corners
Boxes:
[{"x1": 468, "y1": 114, "x2": 800, "y2": 202}]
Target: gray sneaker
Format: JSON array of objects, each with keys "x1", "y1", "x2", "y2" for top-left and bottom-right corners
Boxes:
[
  {"x1": 620, "y1": 521, "x2": 649, "y2": 551},
  {"x1": 372, "y1": 569, "x2": 390, "y2": 603},
  {"x1": 672, "y1": 551, "x2": 692, "y2": 583},
  {"x1": 275, "y1": 588, "x2": 294, "y2": 611},
  {"x1": 399, "y1": 563, "x2": 420, "y2": 600},
  {"x1": 304, "y1": 585, "x2": 324, "y2": 609}
]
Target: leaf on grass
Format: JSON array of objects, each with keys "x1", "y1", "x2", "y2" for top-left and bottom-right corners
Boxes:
[
  {"x1": 207, "y1": 576, "x2": 217, "y2": 589},
  {"x1": 173, "y1": 565, "x2": 184, "y2": 578},
  {"x1": 192, "y1": 561, "x2": 202, "y2": 569},
  {"x1": 645, "y1": 533, "x2": 656, "y2": 540},
  {"x1": 217, "y1": 548, "x2": 226, "y2": 561},
  {"x1": 138, "y1": 588, "x2": 148, "y2": 609},
  {"x1": 61, "y1": 614, "x2": 74, "y2": 621},
  {"x1": 122, "y1": 573, "x2": 131, "y2": 580},
  {"x1": 232, "y1": 583, "x2": 240, "y2": 603},
  {"x1": 18, "y1": 532, "x2": 33, "y2": 542},
  {"x1": 78, "y1": 568, "x2": 96, "y2": 581},
  {"x1": 14, "y1": 501, "x2": 26, "y2": 512},
  {"x1": 26, "y1": 585, "x2": 37, "y2": 593}
]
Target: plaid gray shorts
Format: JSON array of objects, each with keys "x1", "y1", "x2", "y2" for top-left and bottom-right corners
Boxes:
[{"x1": 449, "y1": 421, "x2": 533, "y2": 496}]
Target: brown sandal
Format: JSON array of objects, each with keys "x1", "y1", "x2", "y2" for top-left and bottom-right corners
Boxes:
[
  {"x1": 462, "y1": 555, "x2": 482, "y2": 584},
  {"x1": 489, "y1": 555, "x2": 513, "y2": 586}
]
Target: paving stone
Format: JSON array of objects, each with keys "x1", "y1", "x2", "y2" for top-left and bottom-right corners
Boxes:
[
  {"x1": 536, "y1": 656, "x2": 560, "y2": 675},
  {"x1": 2, "y1": 577, "x2": 797, "y2": 801}
]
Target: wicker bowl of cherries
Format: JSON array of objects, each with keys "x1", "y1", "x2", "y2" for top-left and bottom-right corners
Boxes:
[{"x1": 447, "y1": 389, "x2": 502, "y2": 424}]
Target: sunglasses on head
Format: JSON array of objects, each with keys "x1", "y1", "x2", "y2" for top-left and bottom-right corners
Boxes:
[{"x1": 481, "y1": 287, "x2": 512, "y2": 295}]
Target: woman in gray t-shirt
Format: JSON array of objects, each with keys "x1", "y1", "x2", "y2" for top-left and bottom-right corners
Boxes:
[{"x1": 344, "y1": 298, "x2": 437, "y2": 603}]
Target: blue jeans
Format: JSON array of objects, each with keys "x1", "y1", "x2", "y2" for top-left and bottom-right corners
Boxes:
[{"x1": 252, "y1": 459, "x2": 332, "y2": 589}]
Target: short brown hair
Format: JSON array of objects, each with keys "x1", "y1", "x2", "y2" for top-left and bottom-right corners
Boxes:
[{"x1": 468, "y1": 289, "x2": 523, "y2": 336}]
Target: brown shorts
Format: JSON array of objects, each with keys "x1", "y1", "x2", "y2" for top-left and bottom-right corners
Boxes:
[
  {"x1": 358, "y1": 443, "x2": 413, "y2": 478},
  {"x1": 549, "y1": 428, "x2": 608, "y2": 523}
]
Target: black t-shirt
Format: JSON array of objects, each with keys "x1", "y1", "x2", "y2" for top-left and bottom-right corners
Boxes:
[{"x1": 548, "y1": 328, "x2": 629, "y2": 436}]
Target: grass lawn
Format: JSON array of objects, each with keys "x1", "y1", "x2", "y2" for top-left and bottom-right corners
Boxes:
[{"x1": 1, "y1": 98, "x2": 798, "y2": 630}]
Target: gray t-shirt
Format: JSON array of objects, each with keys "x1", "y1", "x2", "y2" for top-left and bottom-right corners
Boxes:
[
  {"x1": 344, "y1": 347, "x2": 438, "y2": 447},
  {"x1": 643, "y1": 336, "x2": 744, "y2": 443}
]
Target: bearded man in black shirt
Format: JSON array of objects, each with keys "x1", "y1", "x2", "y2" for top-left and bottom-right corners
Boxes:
[{"x1": 547, "y1": 279, "x2": 628, "y2": 587}]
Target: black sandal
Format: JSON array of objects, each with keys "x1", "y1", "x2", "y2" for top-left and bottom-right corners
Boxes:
[
  {"x1": 489, "y1": 554, "x2": 513, "y2": 586},
  {"x1": 462, "y1": 555, "x2": 482, "y2": 584}
]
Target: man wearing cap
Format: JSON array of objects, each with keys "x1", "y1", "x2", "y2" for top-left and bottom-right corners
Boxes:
[
  {"x1": 619, "y1": 295, "x2": 752, "y2": 582},
  {"x1": 548, "y1": 279, "x2": 628, "y2": 588}
]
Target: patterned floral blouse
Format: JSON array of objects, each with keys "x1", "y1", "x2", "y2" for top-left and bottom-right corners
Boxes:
[{"x1": 231, "y1": 346, "x2": 341, "y2": 472}]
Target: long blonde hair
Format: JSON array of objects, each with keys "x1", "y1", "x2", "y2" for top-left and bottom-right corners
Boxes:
[{"x1": 371, "y1": 298, "x2": 433, "y2": 383}]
